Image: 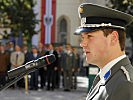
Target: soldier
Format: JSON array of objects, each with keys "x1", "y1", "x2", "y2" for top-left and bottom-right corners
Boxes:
[
  {"x1": 72, "y1": 47, "x2": 80, "y2": 89},
  {"x1": 74, "y1": 3, "x2": 133, "y2": 100},
  {"x1": 62, "y1": 44, "x2": 75, "y2": 91}
]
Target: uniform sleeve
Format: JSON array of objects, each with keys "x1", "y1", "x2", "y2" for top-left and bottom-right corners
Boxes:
[{"x1": 110, "y1": 81, "x2": 133, "y2": 100}]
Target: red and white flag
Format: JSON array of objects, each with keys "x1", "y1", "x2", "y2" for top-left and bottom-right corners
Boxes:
[{"x1": 41, "y1": 0, "x2": 56, "y2": 44}]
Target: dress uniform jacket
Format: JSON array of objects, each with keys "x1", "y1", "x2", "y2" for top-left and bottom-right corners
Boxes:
[
  {"x1": 63, "y1": 51, "x2": 75, "y2": 71},
  {"x1": 86, "y1": 57, "x2": 133, "y2": 100},
  {"x1": 62, "y1": 51, "x2": 75, "y2": 90}
]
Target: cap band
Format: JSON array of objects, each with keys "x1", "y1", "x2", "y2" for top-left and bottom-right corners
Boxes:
[{"x1": 80, "y1": 23, "x2": 125, "y2": 30}]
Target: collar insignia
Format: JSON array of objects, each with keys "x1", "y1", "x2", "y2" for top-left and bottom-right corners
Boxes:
[{"x1": 104, "y1": 70, "x2": 111, "y2": 80}]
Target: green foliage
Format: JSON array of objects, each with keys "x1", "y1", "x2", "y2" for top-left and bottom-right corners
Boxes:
[
  {"x1": 0, "y1": 0, "x2": 39, "y2": 42},
  {"x1": 107, "y1": 0, "x2": 133, "y2": 39}
]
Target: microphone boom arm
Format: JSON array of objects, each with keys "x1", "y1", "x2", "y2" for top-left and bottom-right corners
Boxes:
[
  {"x1": 0, "y1": 65, "x2": 44, "y2": 91},
  {"x1": 0, "y1": 54, "x2": 55, "y2": 91}
]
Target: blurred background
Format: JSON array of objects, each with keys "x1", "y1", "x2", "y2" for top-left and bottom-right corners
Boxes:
[{"x1": 0, "y1": 0, "x2": 133, "y2": 100}]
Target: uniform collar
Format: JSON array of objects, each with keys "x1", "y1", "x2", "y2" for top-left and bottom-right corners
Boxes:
[
  {"x1": 87, "y1": 56, "x2": 131, "y2": 100},
  {"x1": 99, "y1": 54, "x2": 126, "y2": 80}
]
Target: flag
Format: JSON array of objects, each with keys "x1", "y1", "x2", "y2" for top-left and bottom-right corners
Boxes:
[{"x1": 41, "y1": 0, "x2": 56, "y2": 44}]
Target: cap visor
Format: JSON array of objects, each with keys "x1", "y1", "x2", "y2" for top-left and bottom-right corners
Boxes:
[{"x1": 74, "y1": 27, "x2": 94, "y2": 35}]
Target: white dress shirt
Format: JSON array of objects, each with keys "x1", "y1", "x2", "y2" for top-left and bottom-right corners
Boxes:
[{"x1": 99, "y1": 54, "x2": 126, "y2": 79}]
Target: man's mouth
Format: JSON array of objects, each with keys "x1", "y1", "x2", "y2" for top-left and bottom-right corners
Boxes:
[
  {"x1": 83, "y1": 49, "x2": 90, "y2": 54},
  {"x1": 86, "y1": 52, "x2": 90, "y2": 54},
  {"x1": 84, "y1": 51, "x2": 90, "y2": 54}
]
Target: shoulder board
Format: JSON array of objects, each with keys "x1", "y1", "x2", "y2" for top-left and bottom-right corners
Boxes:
[{"x1": 121, "y1": 66, "x2": 130, "y2": 81}]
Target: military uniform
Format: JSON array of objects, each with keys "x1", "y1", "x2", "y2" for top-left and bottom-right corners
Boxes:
[
  {"x1": 74, "y1": 3, "x2": 133, "y2": 100},
  {"x1": 63, "y1": 49, "x2": 75, "y2": 91},
  {"x1": 87, "y1": 56, "x2": 133, "y2": 100}
]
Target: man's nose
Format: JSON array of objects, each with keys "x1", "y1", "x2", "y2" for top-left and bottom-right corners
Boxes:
[{"x1": 80, "y1": 41, "x2": 88, "y2": 47}]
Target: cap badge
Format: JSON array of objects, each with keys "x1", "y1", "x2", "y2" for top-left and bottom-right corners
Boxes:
[{"x1": 79, "y1": 7, "x2": 84, "y2": 13}]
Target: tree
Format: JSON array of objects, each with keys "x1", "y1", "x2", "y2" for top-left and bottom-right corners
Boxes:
[
  {"x1": 0, "y1": 0, "x2": 39, "y2": 44},
  {"x1": 106, "y1": 0, "x2": 133, "y2": 40}
]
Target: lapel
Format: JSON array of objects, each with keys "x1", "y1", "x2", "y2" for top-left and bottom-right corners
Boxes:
[
  {"x1": 87, "y1": 57, "x2": 131, "y2": 100},
  {"x1": 106, "y1": 57, "x2": 131, "y2": 84}
]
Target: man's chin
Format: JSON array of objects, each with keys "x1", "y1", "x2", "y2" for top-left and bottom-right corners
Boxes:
[{"x1": 86, "y1": 59, "x2": 95, "y2": 65}]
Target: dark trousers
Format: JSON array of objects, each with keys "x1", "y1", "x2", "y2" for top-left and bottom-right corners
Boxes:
[
  {"x1": 54, "y1": 70, "x2": 60, "y2": 88},
  {"x1": 39, "y1": 68, "x2": 47, "y2": 88},
  {"x1": 72, "y1": 72, "x2": 77, "y2": 89},
  {"x1": 30, "y1": 70, "x2": 39, "y2": 90},
  {"x1": 47, "y1": 68, "x2": 55, "y2": 90},
  {"x1": 63, "y1": 70, "x2": 72, "y2": 90},
  {"x1": 17, "y1": 78, "x2": 25, "y2": 88},
  {"x1": 0, "y1": 74, "x2": 6, "y2": 85}
]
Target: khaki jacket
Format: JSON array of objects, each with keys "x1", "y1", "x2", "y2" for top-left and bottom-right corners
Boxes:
[{"x1": 10, "y1": 51, "x2": 25, "y2": 69}]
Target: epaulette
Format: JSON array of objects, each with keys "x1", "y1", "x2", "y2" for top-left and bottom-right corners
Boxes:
[{"x1": 121, "y1": 66, "x2": 131, "y2": 81}]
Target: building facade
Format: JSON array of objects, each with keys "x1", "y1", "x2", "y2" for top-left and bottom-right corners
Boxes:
[{"x1": 34, "y1": 0, "x2": 106, "y2": 46}]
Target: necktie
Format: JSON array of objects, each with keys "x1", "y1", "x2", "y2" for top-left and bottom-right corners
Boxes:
[
  {"x1": 16, "y1": 53, "x2": 18, "y2": 65},
  {"x1": 93, "y1": 75, "x2": 100, "y2": 87},
  {"x1": 89, "y1": 75, "x2": 100, "y2": 93}
]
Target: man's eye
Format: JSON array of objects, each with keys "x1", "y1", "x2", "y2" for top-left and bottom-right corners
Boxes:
[
  {"x1": 87, "y1": 35, "x2": 93, "y2": 39},
  {"x1": 88, "y1": 35, "x2": 92, "y2": 37}
]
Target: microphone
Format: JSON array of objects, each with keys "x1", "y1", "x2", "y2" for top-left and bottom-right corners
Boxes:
[{"x1": 7, "y1": 54, "x2": 56, "y2": 79}]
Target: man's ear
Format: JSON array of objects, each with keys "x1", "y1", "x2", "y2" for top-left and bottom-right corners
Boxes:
[{"x1": 110, "y1": 31, "x2": 119, "y2": 46}]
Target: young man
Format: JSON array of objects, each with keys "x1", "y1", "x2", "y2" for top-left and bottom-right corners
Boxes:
[
  {"x1": 45, "y1": 44, "x2": 58, "y2": 91},
  {"x1": 74, "y1": 3, "x2": 133, "y2": 100}
]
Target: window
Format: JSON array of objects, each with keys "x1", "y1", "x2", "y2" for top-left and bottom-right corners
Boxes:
[{"x1": 58, "y1": 18, "x2": 67, "y2": 44}]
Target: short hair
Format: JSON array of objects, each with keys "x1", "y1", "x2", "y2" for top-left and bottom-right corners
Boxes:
[{"x1": 101, "y1": 28, "x2": 126, "y2": 51}]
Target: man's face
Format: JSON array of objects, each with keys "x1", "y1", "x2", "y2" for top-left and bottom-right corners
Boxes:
[
  {"x1": 15, "y1": 45, "x2": 21, "y2": 52},
  {"x1": 32, "y1": 48, "x2": 38, "y2": 53},
  {"x1": 49, "y1": 44, "x2": 53, "y2": 50},
  {"x1": 0, "y1": 45, "x2": 5, "y2": 51},
  {"x1": 38, "y1": 43, "x2": 43, "y2": 49},
  {"x1": 80, "y1": 30, "x2": 110, "y2": 65}
]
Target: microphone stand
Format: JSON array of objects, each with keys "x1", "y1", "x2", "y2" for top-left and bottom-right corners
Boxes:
[{"x1": 0, "y1": 65, "x2": 43, "y2": 91}]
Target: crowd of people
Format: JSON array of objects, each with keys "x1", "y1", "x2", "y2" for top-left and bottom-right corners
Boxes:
[{"x1": 0, "y1": 42, "x2": 88, "y2": 92}]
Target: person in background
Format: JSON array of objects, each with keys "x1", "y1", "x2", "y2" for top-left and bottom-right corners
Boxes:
[
  {"x1": 6, "y1": 42, "x2": 14, "y2": 54},
  {"x1": 57, "y1": 44, "x2": 66, "y2": 88},
  {"x1": 62, "y1": 44, "x2": 75, "y2": 91},
  {"x1": 45, "y1": 44, "x2": 58, "y2": 91},
  {"x1": 72, "y1": 47, "x2": 80, "y2": 89},
  {"x1": 28, "y1": 46, "x2": 40, "y2": 90},
  {"x1": 55, "y1": 44, "x2": 65, "y2": 89},
  {"x1": 10, "y1": 44, "x2": 25, "y2": 88},
  {"x1": 6, "y1": 41, "x2": 14, "y2": 71},
  {"x1": 22, "y1": 44, "x2": 30, "y2": 64},
  {"x1": 0, "y1": 44, "x2": 10, "y2": 86},
  {"x1": 38, "y1": 42, "x2": 46, "y2": 89},
  {"x1": 10, "y1": 45, "x2": 25, "y2": 69},
  {"x1": 22, "y1": 44, "x2": 31, "y2": 88}
]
